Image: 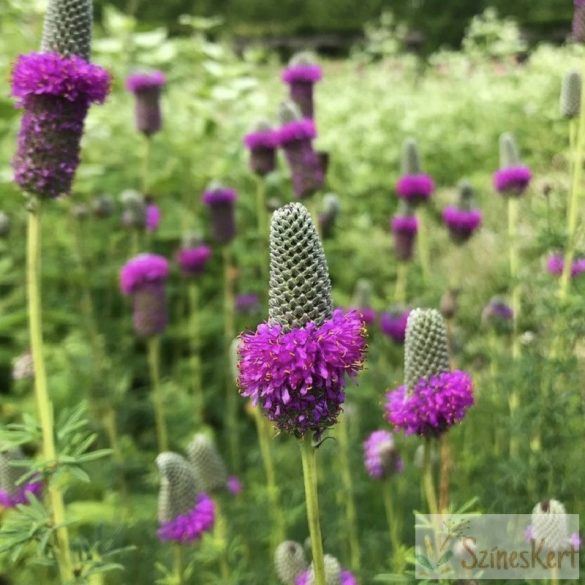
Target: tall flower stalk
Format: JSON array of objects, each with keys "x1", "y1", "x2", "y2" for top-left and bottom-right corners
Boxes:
[{"x1": 238, "y1": 203, "x2": 367, "y2": 585}]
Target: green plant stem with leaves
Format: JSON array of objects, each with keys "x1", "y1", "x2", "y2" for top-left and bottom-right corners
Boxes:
[
  {"x1": 187, "y1": 281, "x2": 204, "y2": 424},
  {"x1": 147, "y1": 335, "x2": 168, "y2": 451},
  {"x1": 336, "y1": 414, "x2": 361, "y2": 571},
  {"x1": 382, "y1": 480, "x2": 400, "y2": 554},
  {"x1": 214, "y1": 499, "x2": 231, "y2": 584},
  {"x1": 27, "y1": 200, "x2": 74, "y2": 582},
  {"x1": 422, "y1": 438, "x2": 438, "y2": 516},
  {"x1": 394, "y1": 263, "x2": 407, "y2": 303},
  {"x1": 174, "y1": 544, "x2": 184, "y2": 585},
  {"x1": 299, "y1": 434, "x2": 326, "y2": 585},
  {"x1": 416, "y1": 208, "x2": 431, "y2": 284},
  {"x1": 142, "y1": 135, "x2": 152, "y2": 194}
]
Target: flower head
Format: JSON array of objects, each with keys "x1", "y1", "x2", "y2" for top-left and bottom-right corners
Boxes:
[
  {"x1": 531, "y1": 500, "x2": 570, "y2": 552},
  {"x1": 244, "y1": 120, "x2": 279, "y2": 176},
  {"x1": 380, "y1": 309, "x2": 411, "y2": 343},
  {"x1": 146, "y1": 203, "x2": 161, "y2": 232},
  {"x1": 235, "y1": 293, "x2": 261, "y2": 315},
  {"x1": 395, "y1": 174, "x2": 435, "y2": 204},
  {"x1": 176, "y1": 245, "x2": 212, "y2": 277},
  {"x1": 126, "y1": 71, "x2": 166, "y2": 136},
  {"x1": 282, "y1": 53, "x2": 322, "y2": 119},
  {"x1": 363, "y1": 430, "x2": 403, "y2": 479},
  {"x1": 442, "y1": 207, "x2": 482, "y2": 243},
  {"x1": 391, "y1": 211, "x2": 418, "y2": 262},
  {"x1": 120, "y1": 254, "x2": 169, "y2": 296},
  {"x1": 350, "y1": 279, "x2": 376, "y2": 324},
  {"x1": 493, "y1": 166, "x2": 532, "y2": 196},
  {"x1": 126, "y1": 71, "x2": 166, "y2": 93},
  {"x1": 187, "y1": 434, "x2": 228, "y2": 494},
  {"x1": 547, "y1": 254, "x2": 585, "y2": 278},
  {"x1": 275, "y1": 541, "x2": 308, "y2": 585},
  {"x1": 202, "y1": 183, "x2": 238, "y2": 244}
]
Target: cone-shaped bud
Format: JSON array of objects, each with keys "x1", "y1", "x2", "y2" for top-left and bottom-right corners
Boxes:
[
  {"x1": 401, "y1": 138, "x2": 421, "y2": 175},
  {"x1": 269, "y1": 203, "x2": 332, "y2": 331},
  {"x1": 440, "y1": 288, "x2": 460, "y2": 320},
  {"x1": 40, "y1": 0, "x2": 93, "y2": 60},
  {"x1": 275, "y1": 541, "x2": 308, "y2": 584},
  {"x1": 12, "y1": 351, "x2": 34, "y2": 381},
  {"x1": 531, "y1": 500, "x2": 570, "y2": 552},
  {"x1": 244, "y1": 119, "x2": 278, "y2": 177},
  {"x1": 156, "y1": 452, "x2": 200, "y2": 523},
  {"x1": 457, "y1": 180, "x2": 474, "y2": 211},
  {"x1": 279, "y1": 101, "x2": 304, "y2": 126},
  {"x1": 187, "y1": 434, "x2": 228, "y2": 494},
  {"x1": 499, "y1": 133, "x2": 521, "y2": 169},
  {"x1": 404, "y1": 309, "x2": 450, "y2": 392},
  {"x1": 92, "y1": 193, "x2": 114, "y2": 218},
  {"x1": 299, "y1": 555, "x2": 341, "y2": 585},
  {"x1": 0, "y1": 212, "x2": 10, "y2": 238},
  {"x1": 181, "y1": 230, "x2": 204, "y2": 249},
  {"x1": 319, "y1": 193, "x2": 340, "y2": 238},
  {"x1": 561, "y1": 70, "x2": 582, "y2": 119}
]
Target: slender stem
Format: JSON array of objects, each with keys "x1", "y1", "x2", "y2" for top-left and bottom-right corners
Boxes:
[
  {"x1": 142, "y1": 135, "x2": 152, "y2": 194},
  {"x1": 255, "y1": 176, "x2": 269, "y2": 301},
  {"x1": 382, "y1": 480, "x2": 400, "y2": 554},
  {"x1": 252, "y1": 408, "x2": 285, "y2": 548},
  {"x1": 422, "y1": 438, "x2": 438, "y2": 516},
  {"x1": 214, "y1": 499, "x2": 231, "y2": 584},
  {"x1": 188, "y1": 281, "x2": 204, "y2": 424},
  {"x1": 131, "y1": 229, "x2": 140, "y2": 256},
  {"x1": 438, "y1": 434, "x2": 450, "y2": 513},
  {"x1": 310, "y1": 196, "x2": 321, "y2": 238},
  {"x1": 174, "y1": 544, "x2": 185, "y2": 585},
  {"x1": 27, "y1": 203, "x2": 74, "y2": 581},
  {"x1": 508, "y1": 198, "x2": 520, "y2": 359},
  {"x1": 416, "y1": 208, "x2": 431, "y2": 284},
  {"x1": 394, "y1": 263, "x2": 407, "y2": 304},
  {"x1": 222, "y1": 246, "x2": 238, "y2": 470},
  {"x1": 336, "y1": 414, "x2": 361, "y2": 571},
  {"x1": 147, "y1": 336, "x2": 168, "y2": 451},
  {"x1": 299, "y1": 435, "x2": 326, "y2": 585}
]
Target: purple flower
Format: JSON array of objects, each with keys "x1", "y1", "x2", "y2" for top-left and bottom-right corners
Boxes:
[
  {"x1": 524, "y1": 524, "x2": 536, "y2": 543},
  {"x1": 482, "y1": 299, "x2": 513, "y2": 322},
  {"x1": 295, "y1": 568, "x2": 358, "y2": 585},
  {"x1": 120, "y1": 254, "x2": 169, "y2": 295},
  {"x1": 380, "y1": 309, "x2": 411, "y2": 343},
  {"x1": 0, "y1": 480, "x2": 43, "y2": 508},
  {"x1": 238, "y1": 309, "x2": 367, "y2": 437},
  {"x1": 569, "y1": 532, "x2": 582, "y2": 549},
  {"x1": 282, "y1": 64, "x2": 323, "y2": 84},
  {"x1": 352, "y1": 307, "x2": 376, "y2": 325},
  {"x1": 442, "y1": 207, "x2": 482, "y2": 244},
  {"x1": 202, "y1": 186, "x2": 238, "y2": 244},
  {"x1": 363, "y1": 430, "x2": 403, "y2": 480},
  {"x1": 282, "y1": 64, "x2": 322, "y2": 119},
  {"x1": 385, "y1": 371, "x2": 474, "y2": 437},
  {"x1": 547, "y1": 254, "x2": 585, "y2": 278},
  {"x1": 235, "y1": 293, "x2": 260, "y2": 315},
  {"x1": 11, "y1": 52, "x2": 110, "y2": 199},
  {"x1": 493, "y1": 166, "x2": 532, "y2": 196},
  {"x1": 227, "y1": 476, "x2": 242, "y2": 495},
  {"x1": 391, "y1": 214, "x2": 418, "y2": 262},
  {"x1": 395, "y1": 175, "x2": 435, "y2": 205},
  {"x1": 126, "y1": 71, "x2": 166, "y2": 136},
  {"x1": 244, "y1": 125, "x2": 279, "y2": 177},
  {"x1": 176, "y1": 246, "x2": 212, "y2": 277},
  {"x1": 158, "y1": 493, "x2": 215, "y2": 543},
  {"x1": 146, "y1": 203, "x2": 161, "y2": 232}
]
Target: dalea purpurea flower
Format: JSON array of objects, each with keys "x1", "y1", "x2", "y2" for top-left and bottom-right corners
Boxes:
[
  {"x1": 12, "y1": 0, "x2": 110, "y2": 199},
  {"x1": 156, "y1": 452, "x2": 215, "y2": 543},
  {"x1": 560, "y1": 70, "x2": 581, "y2": 119},
  {"x1": 176, "y1": 245, "x2": 212, "y2": 277},
  {"x1": 391, "y1": 206, "x2": 418, "y2": 262},
  {"x1": 319, "y1": 193, "x2": 340, "y2": 239},
  {"x1": 395, "y1": 138, "x2": 435, "y2": 206},
  {"x1": 187, "y1": 434, "x2": 228, "y2": 494},
  {"x1": 295, "y1": 554, "x2": 358, "y2": 585},
  {"x1": 530, "y1": 500, "x2": 572, "y2": 552},
  {"x1": 275, "y1": 541, "x2": 308, "y2": 585},
  {"x1": 120, "y1": 254, "x2": 169, "y2": 337},
  {"x1": 380, "y1": 308, "x2": 411, "y2": 344},
  {"x1": 363, "y1": 430, "x2": 403, "y2": 480},
  {"x1": 385, "y1": 309, "x2": 473, "y2": 437},
  {"x1": 493, "y1": 133, "x2": 532, "y2": 197},
  {"x1": 238, "y1": 203, "x2": 367, "y2": 438},
  {"x1": 235, "y1": 293, "x2": 261, "y2": 315},
  {"x1": 547, "y1": 254, "x2": 585, "y2": 278},
  {"x1": 202, "y1": 182, "x2": 238, "y2": 245},
  {"x1": 442, "y1": 181, "x2": 482, "y2": 244},
  {"x1": 350, "y1": 279, "x2": 376, "y2": 325},
  {"x1": 126, "y1": 70, "x2": 166, "y2": 136},
  {"x1": 0, "y1": 448, "x2": 43, "y2": 508},
  {"x1": 244, "y1": 120, "x2": 279, "y2": 177},
  {"x1": 282, "y1": 52, "x2": 322, "y2": 119}
]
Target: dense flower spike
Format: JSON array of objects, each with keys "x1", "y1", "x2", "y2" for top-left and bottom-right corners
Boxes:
[
  {"x1": 0, "y1": 448, "x2": 42, "y2": 508},
  {"x1": 275, "y1": 541, "x2": 308, "y2": 585},
  {"x1": 561, "y1": 70, "x2": 582, "y2": 119},
  {"x1": 401, "y1": 138, "x2": 421, "y2": 175},
  {"x1": 282, "y1": 53, "x2": 322, "y2": 119},
  {"x1": 156, "y1": 452, "x2": 215, "y2": 543},
  {"x1": 238, "y1": 203, "x2": 367, "y2": 437},
  {"x1": 120, "y1": 254, "x2": 169, "y2": 337},
  {"x1": 380, "y1": 308, "x2": 411, "y2": 343},
  {"x1": 363, "y1": 430, "x2": 403, "y2": 479},
  {"x1": 391, "y1": 208, "x2": 418, "y2": 261},
  {"x1": 574, "y1": 0, "x2": 585, "y2": 43},
  {"x1": 385, "y1": 309, "x2": 474, "y2": 437},
  {"x1": 493, "y1": 133, "x2": 532, "y2": 197},
  {"x1": 350, "y1": 279, "x2": 376, "y2": 325},
  {"x1": 187, "y1": 434, "x2": 228, "y2": 494},
  {"x1": 395, "y1": 138, "x2": 434, "y2": 205},
  {"x1": 443, "y1": 180, "x2": 482, "y2": 244},
  {"x1": 547, "y1": 254, "x2": 585, "y2": 278},
  {"x1": 11, "y1": 53, "x2": 110, "y2": 198},
  {"x1": 145, "y1": 202, "x2": 161, "y2": 232},
  {"x1": 244, "y1": 120, "x2": 279, "y2": 176},
  {"x1": 319, "y1": 193, "x2": 340, "y2": 239},
  {"x1": 202, "y1": 183, "x2": 238, "y2": 244},
  {"x1": 482, "y1": 297, "x2": 514, "y2": 332},
  {"x1": 235, "y1": 293, "x2": 261, "y2": 315},
  {"x1": 126, "y1": 71, "x2": 166, "y2": 136},
  {"x1": 277, "y1": 102, "x2": 324, "y2": 199},
  {"x1": 531, "y1": 500, "x2": 570, "y2": 552},
  {"x1": 176, "y1": 245, "x2": 212, "y2": 277}
]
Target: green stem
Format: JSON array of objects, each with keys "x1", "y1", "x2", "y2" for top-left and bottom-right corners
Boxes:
[
  {"x1": 131, "y1": 229, "x2": 140, "y2": 256},
  {"x1": 299, "y1": 435, "x2": 326, "y2": 585},
  {"x1": 174, "y1": 544, "x2": 185, "y2": 585},
  {"x1": 382, "y1": 480, "x2": 400, "y2": 554},
  {"x1": 142, "y1": 135, "x2": 152, "y2": 194},
  {"x1": 336, "y1": 415, "x2": 361, "y2": 571},
  {"x1": 252, "y1": 408, "x2": 285, "y2": 548},
  {"x1": 416, "y1": 208, "x2": 431, "y2": 284},
  {"x1": 422, "y1": 438, "x2": 438, "y2": 516},
  {"x1": 507, "y1": 197, "x2": 520, "y2": 360},
  {"x1": 147, "y1": 336, "x2": 168, "y2": 451},
  {"x1": 255, "y1": 176, "x2": 269, "y2": 300},
  {"x1": 394, "y1": 263, "x2": 407, "y2": 304},
  {"x1": 188, "y1": 281, "x2": 204, "y2": 424},
  {"x1": 223, "y1": 246, "x2": 238, "y2": 470},
  {"x1": 214, "y1": 499, "x2": 231, "y2": 584},
  {"x1": 438, "y1": 433, "x2": 450, "y2": 513},
  {"x1": 27, "y1": 202, "x2": 74, "y2": 581}
]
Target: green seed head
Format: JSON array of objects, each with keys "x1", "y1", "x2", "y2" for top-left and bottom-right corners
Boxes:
[
  {"x1": 560, "y1": 70, "x2": 582, "y2": 119},
  {"x1": 41, "y1": 0, "x2": 93, "y2": 60},
  {"x1": 457, "y1": 180, "x2": 475, "y2": 211},
  {"x1": 499, "y1": 133, "x2": 521, "y2": 168},
  {"x1": 305, "y1": 555, "x2": 342, "y2": 585},
  {"x1": 187, "y1": 434, "x2": 228, "y2": 493},
  {"x1": 269, "y1": 203, "x2": 332, "y2": 331},
  {"x1": 404, "y1": 308, "x2": 450, "y2": 391},
  {"x1": 156, "y1": 452, "x2": 199, "y2": 522},
  {"x1": 290, "y1": 51, "x2": 318, "y2": 66},
  {"x1": 401, "y1": 138, "x2": 421, "y2": 175},
  {"x1": 274, "y1": 541, "x2": 308, "y2": 584},
  {"x1": 278, "y1": 101, "x2": 303, "y2": 125}
]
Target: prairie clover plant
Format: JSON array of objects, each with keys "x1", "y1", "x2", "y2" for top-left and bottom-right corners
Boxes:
[
  {"x1": 282, "y1": 52, "x2": 323, "y2": 120},
  {"x1": 442, "y1": 180, "x2": 482, "y2": 245}
]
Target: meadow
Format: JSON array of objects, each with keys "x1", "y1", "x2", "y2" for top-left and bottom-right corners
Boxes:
[{"x1": 0, "y1": 3, "x2": 584, "y2": 584}]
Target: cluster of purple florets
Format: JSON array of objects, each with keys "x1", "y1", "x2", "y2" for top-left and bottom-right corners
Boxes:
[
  {"x1": 157, "y1": 493, "x2": 215, "y2": 543},
  {"x1": 363, "y1": 430, "x2": 403, "y2": 480},
  {"x1": 547, "y1": 254, "x2": 585, "y2": 278},
  {"x1": 395, "y1": 175, "x2": 435, "y2": 205},
  {"x1": 238, "y1": 309, "x2": 367, "y2": 437},
  {"x1": 442, "y1": 207, "x2": 482, "y2": 242},
  {"x1": 380, "y1": 310, "x2": 411, "y2": 343},
  {"x1": 176, "y1": 246, "x2": 213, "y2": 277},
  {"x1": 120, "y1": 253, "x2": 169, "y2": 295},
  {"x1": 0, "y1": 480, "x2": 43, "y2": 508},
  {"x1": 493, "y1": 166, "x2": 532, "y2": 196}
]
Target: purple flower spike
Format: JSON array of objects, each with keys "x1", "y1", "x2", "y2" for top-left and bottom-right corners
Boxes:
[
  {"x1": 395, "y1": 174, "x2": 435, "y2": 205},
  {"x1": 126, "y1": 71, "x2": 166, "y2": 136},
  {"x1": 363, "y1": 430, "x2": 403, "y2": 480},
  {"x1": 244, "y1": 124, "x2": 279, "y2": 177},
  {"x1": 202, "y1": 185, "x2": 238, "y2": 244},
  {"x1": 176, "y1": 246, "x2": 212, "y2": 277},
  {"x1": 235, "y1": 293, "x2": 260, "y2": 315},
  {"x1": 146, "y1": 203, "x2": 161, "y2": 232},
  {"x1": 355, "y1": 307, "x2": 376, "y2": 325},
  {"x1": 380, "y1": 309, "x2": 411, "y2": 344},
  {"x1": 391, "y1": 214, "x2": 418, "y2": 262},
  {"x1": 120, "y1": 254, "x2": 169, "y2": 295},
  {"x1": 547, "y1": 254, "x2": 585, "y2": 278},
  {"x1": 341, "y1": 569, "x2": 359, "y2": 585},
  {"x1": 0, "y1": 481, "x2": 43, "y2": 508},
  {"x1": 295, "y1": 566, "x2": 358, "y2": 585},
  {"x1": 385, "y1": 371, "x2": 474, "y2": 437},
  {"x1": 493, "y1": 166, "x2": 532, "y2": 196},
  {"x1": 239, "y1": 309, "x2": 366, "y2": 437},
  {"x1": 442, "y1": 207, "x2": 482, "y2": 244},
  {"x1": 282, "y1": 63, "x2": 322, "y2": 119},
  {"x1": 158, "y1": 493, "x2": 215, "y2": 543},
  {"x1": 227, "y1": 476, "x2": 242, "y2": 495},
  {"x1": 282, "y1": 64, "x2": 323, "y2": 84},
  {"x1": 11, "y1": 52, "x2": 111, "y2": 199}
]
